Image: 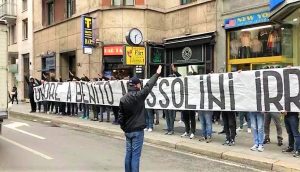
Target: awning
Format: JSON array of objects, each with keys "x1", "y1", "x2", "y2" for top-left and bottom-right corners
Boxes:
[
  {"x1": 270, "y1": 1, "x2": 300, "y2": 22},
  {"x1": 164, "y1": 31, "x2": 215, "y2": 48}
]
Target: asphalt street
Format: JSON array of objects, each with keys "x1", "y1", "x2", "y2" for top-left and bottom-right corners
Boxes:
[{"x1": 0, "y1": 118, "x2": 265, "y2": 172}]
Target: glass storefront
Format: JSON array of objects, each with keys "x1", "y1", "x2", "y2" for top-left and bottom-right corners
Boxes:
[
  {"x1": 282, "y1": 8, "x2": 300, "y2": 66},
  {"x1": 227, "y1": 24, "x2": 294, "y2": 71}
]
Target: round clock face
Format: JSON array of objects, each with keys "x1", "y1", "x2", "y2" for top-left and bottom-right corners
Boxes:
[{"x1": 128, "y1": 28, "x2": 143, "y2": 45}]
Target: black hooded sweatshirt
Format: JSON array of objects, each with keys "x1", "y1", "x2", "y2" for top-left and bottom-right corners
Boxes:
[{"x1": 118, "y1": 73, "x2": 159, "y2": 133}]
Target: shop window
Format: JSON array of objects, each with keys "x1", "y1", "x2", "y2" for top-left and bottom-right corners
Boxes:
[
  {"x1": 66, "y1": 0, "x2": 75, "y2": 18},
  {"x1": 181, "y1": 0, "x2": 197, "y2": 5},
  {"x1": 228, "y1": 25, "x2": 292, "y2": 59},
  {"x1": 112, "y1": 0, "x2": 134, "y2": 6},
  {"x1": 23, "y1": 19, "x2": 28, "y2": 40},
  {"x1": 22, "y1": 0, "x2": 27, "y2": 11}
]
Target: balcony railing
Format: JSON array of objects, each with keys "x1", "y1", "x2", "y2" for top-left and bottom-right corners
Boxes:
[{"x1": 0, "y1": 2, "x2": 17, "y2": 23}]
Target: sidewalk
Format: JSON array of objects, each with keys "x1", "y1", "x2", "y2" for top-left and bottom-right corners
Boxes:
[{"x1": 8, "y1": 103, "x2": 300, "y2": 172}]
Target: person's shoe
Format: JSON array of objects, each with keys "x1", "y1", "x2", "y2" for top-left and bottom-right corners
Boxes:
[
  {"x1": 165, "y1": 131, "x2": 169, "y2": 135},
  {"x1": 247, "y1": 128, "x2": 252, "y2": 133},
  {"x1": 155, "y1": 120, "x2": 159, "y2": 125},
  {"x1": 250, "y1": 145, "x2": 258, "y2": 151},
  {"x1": 236, "y1": 127, "x2": 242, "y2": 132},
  {"x1": 277, "y1": 137, "x2": 283, "y2": 146},
  {"x1": 144, "y1": 128, "x2": 148, "y2": 131},
  {"x1": 199, "y1": 137, "x2": 206, "y2": 142},
  {"x1": 148, "y1": 128, "x2": 153, "y2": 132},
  {"x1": 181, "y1": 132, "x2": 188, "y2": 137},
  {"x1": 168, "y1": 131, "x2": 174, "y2": 135},
  {"x1": 99, "y1": 120, "x2": 103, "y2": 122},
  {"x1": 218, "y1": 130, "x2": 225, "y2": 134},
  {"x1": 293, "y1": 151, "x2": 300, "y2": 158},
  {"x1": 178, "y1": 120, "x2": 183, "y2": 124},
  {"x1": 206, "y1": 136, "x2": 212, "y2": 143},
  {"x1": 282, "y1": 147, "x2": 294, "y2": 153},
  {"x1": 222, "y1": 140, "x2": 230, "y2": 145},
  {"x1": 84, "y1": 117, "x2": 88, "y2": 120},
  {"x1": 258, "y1": 145, "x2": 264, "y2": 152},
  {"x1": 263, "y1": 138, "x2": 270, "y2": 144},
  {"x1": 229, "y1": 139, "x2": 235, "y2": 146},
  {"x1": 189, "y1": 133, "x2": 195, "y2": 139},
  {"x1": 243, "y1": 122, "x2": 247, "y2": 126}
]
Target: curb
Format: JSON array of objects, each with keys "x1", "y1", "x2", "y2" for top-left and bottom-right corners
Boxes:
[{"x1": 8, "y1": 110, "x2": 300, "y2": 172}]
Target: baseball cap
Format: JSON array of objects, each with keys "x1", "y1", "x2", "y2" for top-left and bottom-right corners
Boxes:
[
  {"x1": 129, "y1": 76, "x2": 141, "y2": 85},
  {"x1": 29, "y1": 76, "x2": 34, "y2": 79}
]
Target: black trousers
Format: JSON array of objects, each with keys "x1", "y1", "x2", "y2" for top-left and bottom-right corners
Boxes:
[
  {"x1": 11, "y1": 95, "x2": 18, "y2": 104},
  {"x1": 222, "y1": 111, "x2": 236, "y2": 141},
  {"x1": 182, "y1": 110, "x2": 196, "y2": 134},
  {"x1": 29, "y1": 95, "x2": 36, "y2": 112},
  {"x1": 112, "y1": 106, "x2": 119, "y2": 122}
]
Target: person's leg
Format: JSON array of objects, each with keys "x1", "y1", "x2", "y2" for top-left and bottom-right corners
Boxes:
[
  {"x1": 154, "y1": 109, "x2": 160, "y2": 125},
  {"x1": 257, "y1": 113, "x2": 265, "y2": 146},
  {"x1": 246, "y1": 112, "x2": 251, "y2": 129},
  {"x1": 222, "y1": 112, "x2": 230, "y2": 141},
  {"x1": 99, "y1": 106, "x2": 104, "y2": 122},
  {"x1": 165, "y1": 110, "x2": 171, "y2": 132},
  {"x1": 228, "y1": 112, "x2": 237, "y2": 141},
  {"x1": 131, "y1": 131, "x2": 144, "y2": 172},
  {"x1": 125, "y1": 133, "x2": 133, "y2": 172},
  {"x1": 113, "y1": 107, "x2": 119, "y2": 123},
  {"x1": 106, "y1": 107, "x2": 111, "y2": 122},
  {"x1": 271, "y1": 112, "x2": 283, "y2": 145},
  {"x1": 199, "y1": 111, "x2": 206, "y2": 137},
  {"x1": 239, "y1": 112, "x2": 245, "y2": 129},
  {"x1": 170, "y1": 110, "x2": 176, "y2": 133},
  {"x1": 264, "y1": 113, "x2": 271, "y2": 142},
  {"x1": 250, "y1": 112, "x2": 259, "y2": 147},
  {"x1": 288, "y1": 115, "x2": 300, "y2": 151},
  {"x1": 182, "y1": 111, "x2": 190, "y2": 134},
  {"x1": 284, "y1": 115, "x2": 294, "y2": 150},
  {"x1": 205, "y1": 111, "x2": 213, "y2": 137},
  {"x1": 148, "y1": 109, "x2": 154, "y2": 129},
  {"x1": 11, "y1": 95, "x2": 15, "y2": 104},
  {"x1": 190, "y1": 111, "x2": 196, "y2": 134}
]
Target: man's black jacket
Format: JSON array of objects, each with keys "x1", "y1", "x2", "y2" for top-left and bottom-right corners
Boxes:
[{"x1": 118, "y1": 74, "x2": 159, "y2": 133}]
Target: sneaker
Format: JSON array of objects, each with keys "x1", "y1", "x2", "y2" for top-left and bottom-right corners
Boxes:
[
  {"x1": 165, "y1": 131, "x2": 169, "y2": 135},
  {"x1": 190, "y1": 133, "x2": 195, "y2": 139},
  {"x1": 206, "y1": 136, "x2": 212, "y2": 143},
  {"x1": 218, "y1": 130, "x2": 225, "y2": 134},
  {"x1": 243, "y1": 122, "x2": 247, "y2": 126},
  {"x1": 277, "y1": 137, "x2": 283, "y2": 146},
  {"x1": 178, "y1": 120, "x2": 183, "y2": 124},
  {"x1": 247, "y1": 128, "x2": 252, "y2": 133},
  {"x1": 258, "y1": 145, "x2": 264, "y2": 152},
  {"x1": 263, "y1": 138, "x2": 270, "y2": 144},
  {"x1": 282, "y1": 147, "x2": 294, "y2": 153},
  {"x1": 181, "y1": 132, "x2": 188, "y2": 137},
  {"x1": 148, "y1": 128, "x2": 153, "y2": 132},
  {"x1": 199, "y1": 137, "x2": 206, "y2": 142},
  {"x1": 144, "y1": 128, "x2": 148, "y2": 131},
  {"x1": 84, "y1": 117, "x2": 88, "y2": 120},
  {"x1": 229, "y1": 139, "x2": 235, "y2": 146},
  {"x1": 250, "y1": 145, "x2": 258, "y2": 151},
  {"x1": 168, "y1": 131, "x2": 174, "y2": 135},
  {"x1": 236, "y1": 127, "x2": 242, "y2": 132},
  {"x1": 222, "y1": 140, "x2": 230, "y2": 145},
  {"x1": 293, "y1": 151, "x2": 300, "y2": 158}
]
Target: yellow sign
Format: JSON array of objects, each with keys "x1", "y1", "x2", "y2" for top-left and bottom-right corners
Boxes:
[{"x1": 125, "y1": 46, "x2": 146, "y2": 65}]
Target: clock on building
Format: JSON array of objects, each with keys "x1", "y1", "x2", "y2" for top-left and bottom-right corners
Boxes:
[{"x1": 126, "y1": 28, "x2": 143, "y2": 45}]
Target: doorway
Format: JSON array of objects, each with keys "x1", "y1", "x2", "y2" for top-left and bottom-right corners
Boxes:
[
  {"x1": 60, "y1": 51, "x2": 76, "y2": 81},
  {"x1": 23, "y1": 54, "x2": 29, "y2": 98}
]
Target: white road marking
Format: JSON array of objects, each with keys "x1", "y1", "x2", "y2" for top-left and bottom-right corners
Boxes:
[
  {"x1": 4, "y1": 122, "x2": 46, "y2": 140},
  {"x1": 0, "y1": 136, "x2": 53, "y2": 160}
]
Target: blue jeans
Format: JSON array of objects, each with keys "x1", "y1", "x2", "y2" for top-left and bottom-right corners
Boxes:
[
  {"x1": 164, "y1": 110, "x2": 176, "y2": 132},
  {"x1": 249, "y1": 112, "x2": 264, "y2": 146},
  {"x1": 284, "y1": 114, "x2": 300, "y2": 151},
  {"x1": 199, "y1": 111, "x2": 213, "y2": 138},
  {"x1": 145, "y1": 109, "x2": 154, "y2": 129},
  {"x1": 239, "y1": 112, "x2": 251, "y2": 129},
  {"x1": 83, "y1": 104, "x2": 89, "y2": 118},
  {"x1": 125, "y1": 131, "x2": 144, "y2": 172}
]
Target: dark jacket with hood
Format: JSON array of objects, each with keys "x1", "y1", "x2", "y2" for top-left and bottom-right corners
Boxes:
[{"x1": 118, "y1": 73, "x2": 159, "y2": 133}]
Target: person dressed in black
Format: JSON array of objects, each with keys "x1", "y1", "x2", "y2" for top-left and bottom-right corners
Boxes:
[
  {"x1": 25, "y1": 76, "x2": 37, "y2": 113},
  {"x1": 11, "y1": 85, "x2": 18, "y2": 104},
  {"x1": 119, "y1": 65, "x2": 161, "y2": 172},
  {"x1": 222, "y1": 111, "x2": 237, "y2": 146}
]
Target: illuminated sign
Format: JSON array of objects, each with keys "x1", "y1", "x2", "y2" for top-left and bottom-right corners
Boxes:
[
  {"x1": 82, "y1": 16, "x2": 93, "y2": 48},
  {"x1": 125, "y1": 46, "x2": 145, "y2": 66},
  {"x1": 103, "y1": 46, "x2": 124, "y2": 56},
  {"x1": 270, "y1": 0, "x2": 285, "y2": 10},
  {"x1": 224, "y1": 11, "x2": 270, "y2": 29}
]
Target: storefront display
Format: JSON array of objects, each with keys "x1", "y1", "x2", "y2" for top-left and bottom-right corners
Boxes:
[{"x1": 225, "y1": 11, "x2": 293, "y2": 72}]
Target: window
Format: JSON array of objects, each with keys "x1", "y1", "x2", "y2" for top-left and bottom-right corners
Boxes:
[
  {"x1": 47, "y1": 1, "x2": 54, "y2": 25},
  {"x1": 66, "y1": 0, "x2": 75, "y2": 18},
  {"x1": 10, "y1": 24, "x2": 17, "y2": 44},
  {"x1": 23, "y1": 19, "x2": 28, "y2": 40},
  {"x1": 22, "y1": 0, "x2": 27, "y2": 11},
  {"x1": 181, "y1": 0, "x2": 197, "y2": 5},
  {"x1": 112, "y1": 0, "x2": 134, "y2": 6}
]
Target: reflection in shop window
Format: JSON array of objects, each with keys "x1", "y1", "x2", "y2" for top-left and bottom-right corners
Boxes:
[
  {"x1": 112, "y1": 0, "x2": 134, "y2": 6},
  {"x1": 228, "y1": 25, "x2": 292, "y2": 59}
]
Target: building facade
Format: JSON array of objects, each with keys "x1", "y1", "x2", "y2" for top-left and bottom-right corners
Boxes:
[
  {"x1": 32, "y1": 0, "x2": 217, "y2": 80},
  {"x1": 0, "y1": 0, "x2": 33, "y2": 101}
]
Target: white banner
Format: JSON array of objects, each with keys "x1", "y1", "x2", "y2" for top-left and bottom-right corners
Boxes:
[{"x1": 34, "y1": 67, "x2": 300, "y2": 112}]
